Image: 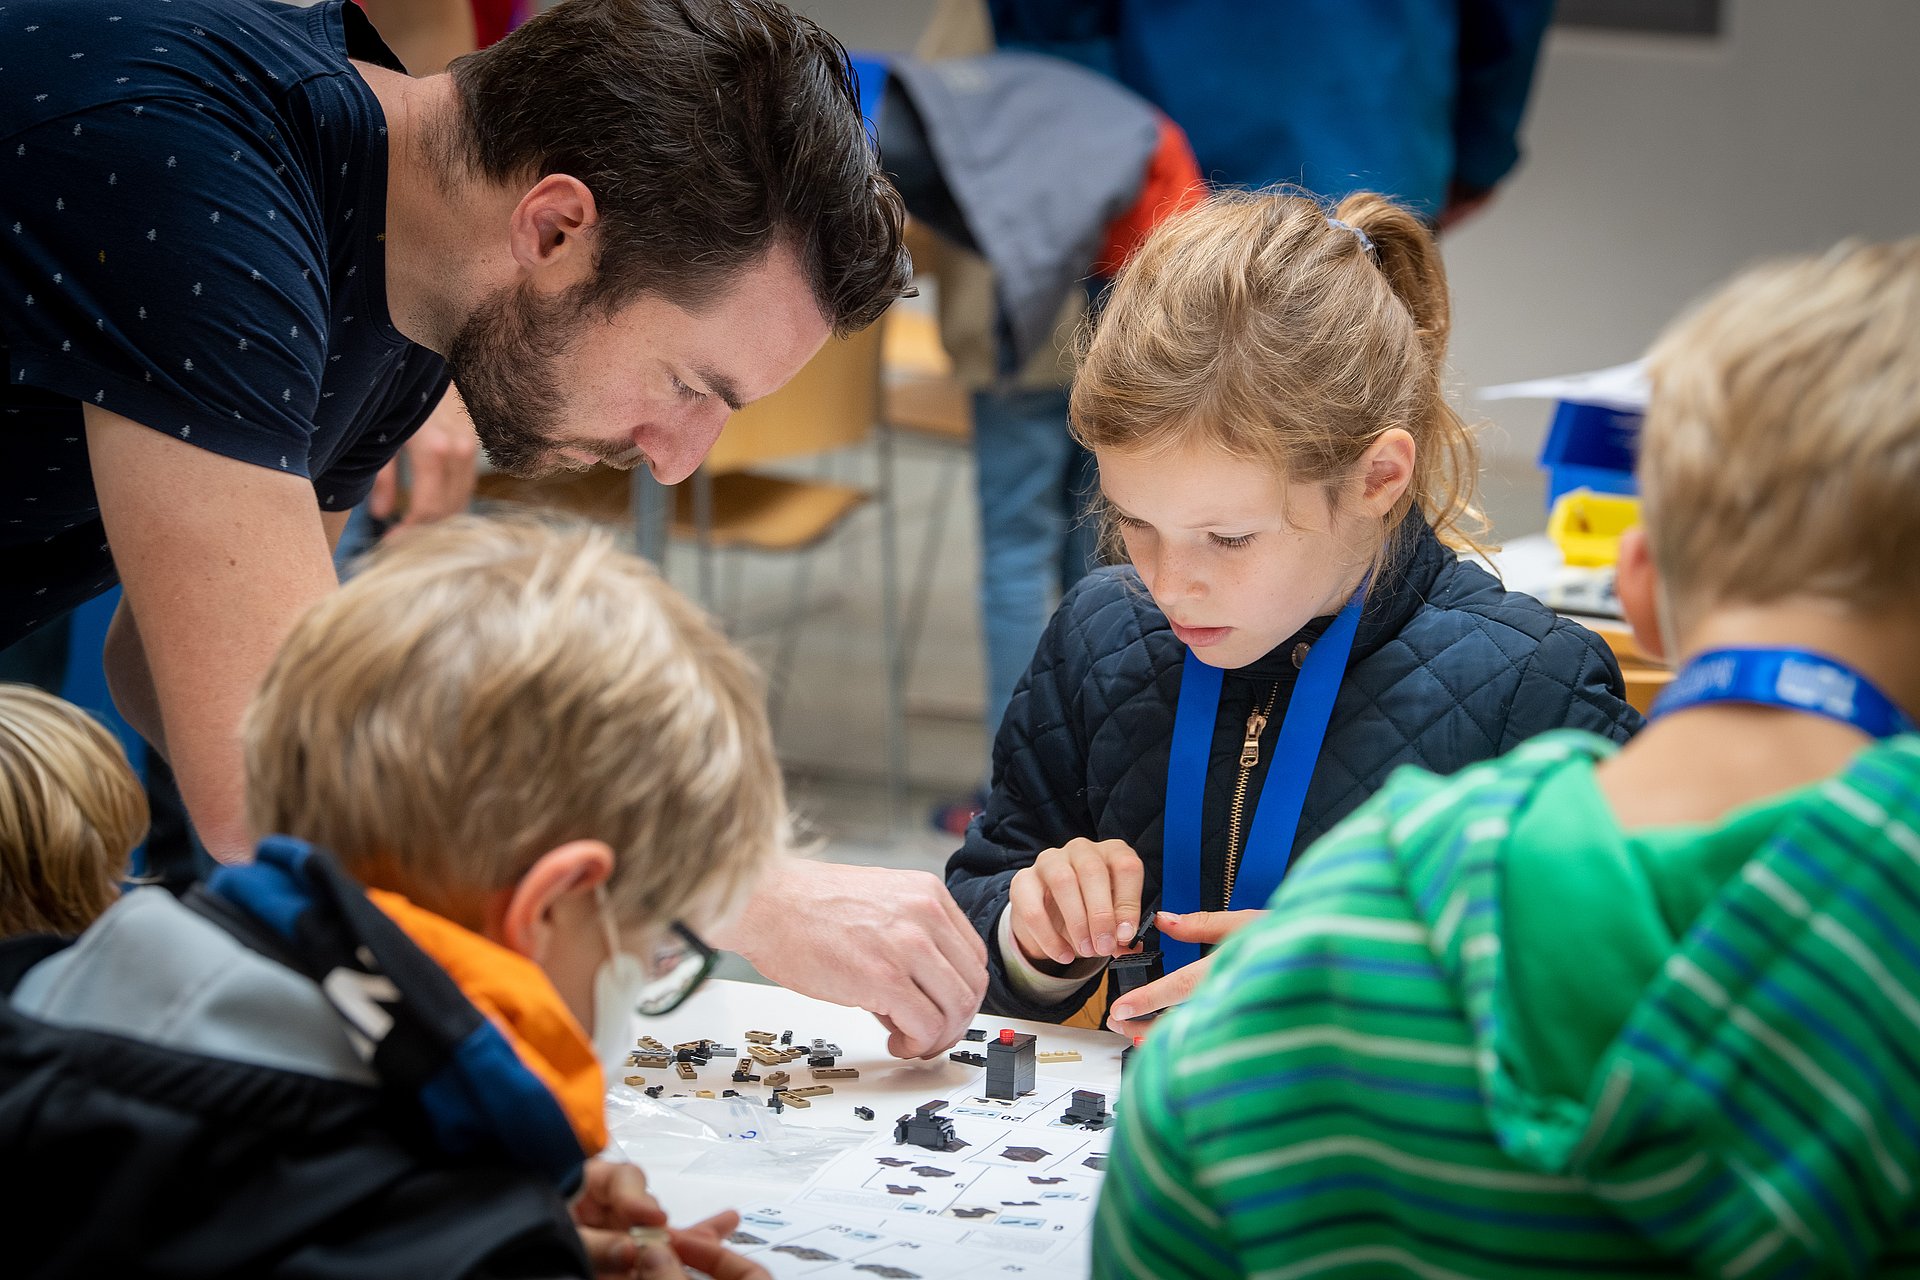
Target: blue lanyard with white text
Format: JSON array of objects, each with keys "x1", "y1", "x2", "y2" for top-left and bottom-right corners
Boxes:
[
  {"x1": 1161, "y1": 588, "x2": 1367, "y2": 973},
  {"x1": 1651, "y1": 647, "x2": 1915, "y2": 739}
]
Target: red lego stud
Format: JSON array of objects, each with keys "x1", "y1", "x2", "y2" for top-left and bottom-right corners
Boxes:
[{"x1": 999, "y1": 1029, "x2": 1015, "y2": 1044}]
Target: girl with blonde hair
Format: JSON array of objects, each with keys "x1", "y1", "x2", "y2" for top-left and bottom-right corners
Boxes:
[{"x1": 947, "y1": 188, "x2": 1640, "y2": 1030}]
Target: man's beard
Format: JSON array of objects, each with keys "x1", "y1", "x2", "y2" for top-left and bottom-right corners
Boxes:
[{"x1": 445, "y1": 282, "x2": 645, "y2": 479}]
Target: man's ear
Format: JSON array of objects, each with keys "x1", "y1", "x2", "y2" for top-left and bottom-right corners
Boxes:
[
  {"x1": 1356, "y1": 428, "x2": 1416, "y2": 518},
  {"x1": 1616, "y1": 524, "x2": 1668, "y2": 665},
  {"x1": 507, "y1": 173, "x2": 598, "y2": 280},
  {"x1": 498, "y1": 839, "x2": 615, "y2": 965}
]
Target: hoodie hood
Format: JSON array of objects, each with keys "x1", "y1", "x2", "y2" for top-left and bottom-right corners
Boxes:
[{"x1": 1393, "y1": 730, "x2": 1920, "y2": 1275}]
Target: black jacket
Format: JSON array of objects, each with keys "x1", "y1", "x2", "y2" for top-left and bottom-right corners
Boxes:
[
  {"x1": 0, "y1": 854, "x2": 590, "y2": 1280},
  {"x1": 946, "y1": 519, "x2": 1642, "y2": 1021}
]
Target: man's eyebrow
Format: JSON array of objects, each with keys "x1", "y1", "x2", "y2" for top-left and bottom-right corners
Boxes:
[{"x1": 693, "y1": 365, "x2": 744, "y2": 412}]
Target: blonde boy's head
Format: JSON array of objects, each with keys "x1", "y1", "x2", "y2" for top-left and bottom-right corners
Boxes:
[
  {"x1": 1642, "y1": 239, "x2": 1920, "y2": 627},
  {"x1": 0, "y1": 685, "x2": 147, "y2": 936},
  {"x1": 244, "y1": 514, "x2": 785, "y2": 932}
]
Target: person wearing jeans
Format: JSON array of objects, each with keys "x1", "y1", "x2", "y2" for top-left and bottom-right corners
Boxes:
[{"x1": 972, "y1": 385, "x2": 1102, "y2": 755}]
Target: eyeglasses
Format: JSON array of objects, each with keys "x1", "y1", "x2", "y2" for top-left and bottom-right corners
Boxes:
[{"x1": 634, "y1": 920, "x2": 718, "y2": 1017}]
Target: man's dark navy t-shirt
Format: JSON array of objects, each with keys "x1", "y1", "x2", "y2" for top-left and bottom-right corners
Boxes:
[{"x1": 0, "y1": 0, "x2": 450, "y2": 648}]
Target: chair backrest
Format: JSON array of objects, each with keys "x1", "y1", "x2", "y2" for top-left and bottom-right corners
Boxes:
[{"x1": 702, "y1": 322, "x2": 883, "y2": 475}]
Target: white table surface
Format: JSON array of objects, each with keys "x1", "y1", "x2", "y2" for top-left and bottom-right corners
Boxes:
[{"x1": 605, "y1": 979, "x2": 1128, "y2": 1275}]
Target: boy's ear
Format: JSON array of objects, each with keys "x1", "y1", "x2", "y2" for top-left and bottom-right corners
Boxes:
[
  {"x1": 1616, "y1": 524, "x2": 1668, "y2": 665},
  {"x1": 498, "y1": 839, "x2": 615, "y2": 964},
  {"x1": 1357, "y1": 428, "x2": 1416, "y2": 518}
]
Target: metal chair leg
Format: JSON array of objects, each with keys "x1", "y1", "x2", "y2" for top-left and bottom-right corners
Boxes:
[
  {"x1": 876, "y1": 425, "x2": 907, "y2": 830},
  {"x1": 693, "y1": 467, "x2": 717, "y2": 612},
  {"x1": 900, "y1": 446, "x2": 962, "y2": 691},
  {"x1": 632, "y1": 467, "x2": 670, "y2": 567},
  {"x1": 768, "y1": 541, "x2": 815, "y2": 736}
]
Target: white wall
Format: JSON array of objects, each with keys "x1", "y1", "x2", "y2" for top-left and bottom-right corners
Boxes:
[{"x1": 1447, "y1": 0, "x2": 1920, "y2": 532}]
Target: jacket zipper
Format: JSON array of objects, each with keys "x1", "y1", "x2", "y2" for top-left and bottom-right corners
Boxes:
[{"x1": 1223, "y1": 682, "x2": 1282, "y2": 904}]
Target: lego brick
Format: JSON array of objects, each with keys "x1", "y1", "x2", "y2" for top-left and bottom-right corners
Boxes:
[
  {"x1": 893, "y1": 1099, "x2": 968, "y2": 1153},
  {"x1": 963, "y1": 1028, "x2": 988, "y2": 1042},
  {"x1": 774, "y1": 1091, "x2": 810, "y2": 1109},
  {"x1": 1036, "y1": 1051, "x2": 1082, "y2": 1064},
  {"x1": 743, "y1": 1030, "x2": 777, "y2": 1044},
  {"x1": 695, "y1": 1090, "x2": 716, "y2": 1099},
  {"x1": 984, "y1": 1029, "x2": 1037, "y2": 1100},
  {"x1": 811, "y1": 1067, "x2": 859, "y2": 1080},
  {"x1": 948, "y1": 1050, "x2": 986, "y2": 1067},
  {"x1": 676, "y1": 1061, "x2": 697, "y2": 1080},
  {"x1": 854, "y1": 1106, "x2": 875, "y2": 1121},
  {"x1": 786, "y1": 1085, "x2": 832, "y2": 1098},
  {"x1": 1061, "y1": 1088, "x2": 1111, "y2": 1129},
  {"x1": 765, "y1": 1070, "x2": 790, "y2": 1090},
  {"x1": 622, "y1": 1075, "x2": 646, "y2": 1087}
]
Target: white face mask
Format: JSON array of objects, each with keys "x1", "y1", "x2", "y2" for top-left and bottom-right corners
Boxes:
[{"x1": 591, "y1": 887, "x2": 649, "y2": 1072}]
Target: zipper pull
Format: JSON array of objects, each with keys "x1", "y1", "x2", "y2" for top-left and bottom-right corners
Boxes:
[{"x1": 1240, "y1": 708, "x2": 1269, "y2": 768}]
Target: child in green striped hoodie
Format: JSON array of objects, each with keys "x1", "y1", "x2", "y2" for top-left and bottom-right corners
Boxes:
[{"x1": 1097, "y1": 239, "x2": 1920, "y2": 1278}]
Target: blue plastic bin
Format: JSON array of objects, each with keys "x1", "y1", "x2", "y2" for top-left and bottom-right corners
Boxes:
[{"x1": 1538, "y1": 401, "x2": 1641, "y2": 509}]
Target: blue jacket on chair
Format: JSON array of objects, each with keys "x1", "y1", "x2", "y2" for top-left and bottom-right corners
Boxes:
[{"x1": 946, "y1": 517, "x2": 1642, "y2": 1022}]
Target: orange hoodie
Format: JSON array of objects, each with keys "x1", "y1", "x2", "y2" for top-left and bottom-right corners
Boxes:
[{"x1": 367, "y1": 888, "x2": 609, "y2": 1156}]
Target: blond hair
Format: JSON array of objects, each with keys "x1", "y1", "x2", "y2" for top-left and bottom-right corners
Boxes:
[
  {"x1": 0, "y1": 684, "x2": 147, "y2": 936},
  {"x1": 244, "y1": 513, "x2": 785, "y2": 931},
  {"x1": 1642, "y1": 239, "x2": 1920, "y2": 622},
  {"x1": 1071, "y1": 188, "x2": 1485, "y2": 567}
]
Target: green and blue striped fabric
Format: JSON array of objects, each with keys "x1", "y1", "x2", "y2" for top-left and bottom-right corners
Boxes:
[{"x1": 1095, "y1": 731, "x2": 1920, "y2": 1278}]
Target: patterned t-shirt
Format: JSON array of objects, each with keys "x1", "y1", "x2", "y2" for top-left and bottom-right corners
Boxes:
[{"x1": 0, "y1": 0, "x2": 450, "y2": 647}]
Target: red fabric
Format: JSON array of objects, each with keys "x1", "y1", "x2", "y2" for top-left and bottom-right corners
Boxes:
[{"x1": 1094, "y1": 114, "x2": 1208, "y2": 277}]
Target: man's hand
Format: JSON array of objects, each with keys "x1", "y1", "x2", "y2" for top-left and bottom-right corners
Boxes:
[
  {"x1": 1007, "y1": 838, "x2": 1145, "y2": 968},
  {"x1": 572, "y1": 1159, "x2": 769, "y2": 1280},
  {"x1": 368, "y1": 384, "x2": 479, "y2": 531},
  {"x1": 714, "y1": 856, "x2": 988, "y2": 1059},
  {"x1": 1104, "y1": 909, "x2": 1265, "y2": 1039}
]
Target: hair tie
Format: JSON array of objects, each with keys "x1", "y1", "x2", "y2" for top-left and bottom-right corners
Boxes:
[{"x1": 1327, "y1": 217, "x2": 1379, "y2": 265}]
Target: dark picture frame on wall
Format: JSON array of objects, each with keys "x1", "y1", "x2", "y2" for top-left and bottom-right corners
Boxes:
[{"x1": 1556, "y1": 0, "x2": 1722, "y2": 36}]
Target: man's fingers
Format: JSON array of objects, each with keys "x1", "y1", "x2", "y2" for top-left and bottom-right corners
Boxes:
[
  {"x1": 871, "y1": 971, "x2": 945, "y2": 1058},
  {"x1": 400, "y1": 451, "x2": 447, "y2": 530},
  {"x1": 905, "y1": 946, "x2": 979, "y2": 1058},
  {"x1": 920, "y1": 883, "x2": 989, "y2": 1004},
  {"x1": 368, "y1": 460, "x2": 399, "y2": 521}
]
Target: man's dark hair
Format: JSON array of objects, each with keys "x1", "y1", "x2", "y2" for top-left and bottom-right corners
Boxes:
[{"x1": 448, "y1": 0, "x2": 911, "y2": 334}]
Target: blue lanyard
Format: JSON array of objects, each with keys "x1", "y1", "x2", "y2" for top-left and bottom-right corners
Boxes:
[
  {"x1": 1651, "y1": 647, "x2": 1915, "y2": 739},
  {"x1": 1161, "y1": 588, "x2": 1366, "y2": 972}
]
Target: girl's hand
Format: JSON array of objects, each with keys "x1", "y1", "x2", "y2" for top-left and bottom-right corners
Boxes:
[
  {"x1": 1008, "y1": 838, "x2": 1146, "y2": 967},
  {"x1": 1104, "y1": 909, "x2": 1266, "y2": 1038}
]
